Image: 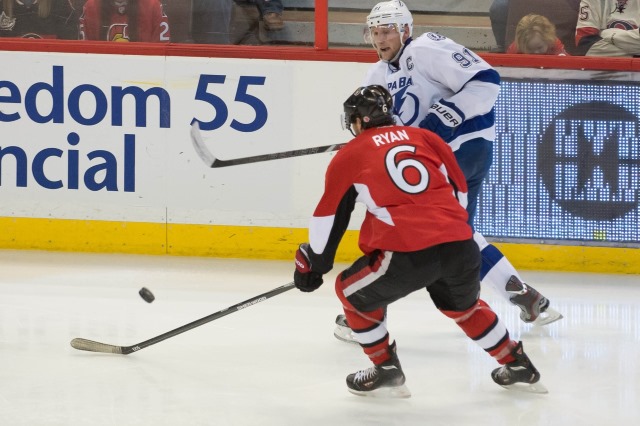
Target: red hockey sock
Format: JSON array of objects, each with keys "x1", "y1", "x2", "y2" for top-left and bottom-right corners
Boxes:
[
  {"x1": 441, "y1": 299, "x2": 516, "y2": 364},
  {"x1": 343, "y1": 307, "x2": 391, "y2": 365},
  {"x1": 364, "y1": 338, "x2": 391, "y2": 365}
]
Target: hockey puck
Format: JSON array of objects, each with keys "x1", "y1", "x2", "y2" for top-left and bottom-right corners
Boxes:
[{"x1": 139, "y1": 287, "x2": 155, "y2": 303}]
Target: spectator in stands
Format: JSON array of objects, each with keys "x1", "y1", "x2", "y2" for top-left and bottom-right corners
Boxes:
[
  {"x1": 489, "y1": 0, "x2": 509, "y2": 52},
  {"x1": 229, "y1": 0, "x2": 261, "y2": 45},
  {"x1": 576, "y1": 0, "x2": 640, "y2": 56},
  {"x1": 162, "y1": 0, "x2": 191, "y2": 43},
  {"x1": 79, "y1": 0, "x2": 170, "y2": 42},
  {"x1": 507, "y1": 13, "x2": 568, "y2": 55},
  {"x1": 192, "y1": 0, "x2": 233, "y2": 44},
  {"x1": 230, "y1": 0, "x2": 285, "y2": 43},
  {"x1": 255, "y1": 0, "x2": 284, "y2": 31},
  {"x1": 0, "y1": 0, "x2": 78, "y2": 39}
]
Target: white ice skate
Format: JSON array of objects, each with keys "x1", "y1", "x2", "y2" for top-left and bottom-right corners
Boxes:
[
  {"x1": 333, "y1": 314, "x2": 359, "y2": 344},
  {"x1": 506, "y1": 276, "x2": 563, "y2": 326}
]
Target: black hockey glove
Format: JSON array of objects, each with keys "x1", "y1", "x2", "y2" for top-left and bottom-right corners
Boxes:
[
  {"x1": 419, "y1": 99, "x2": 465, "y2": 143},
  {"x1": 294, "y1": 243, "x2": 324, "y2": 292}
]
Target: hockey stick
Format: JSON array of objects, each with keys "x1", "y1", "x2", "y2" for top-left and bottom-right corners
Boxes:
[
  {"x1": 70, "y1": 281, "x2": 296, "y2": 355},
  {"x1": 190, "y1": 121, "x2": 346, "y2": 168}
]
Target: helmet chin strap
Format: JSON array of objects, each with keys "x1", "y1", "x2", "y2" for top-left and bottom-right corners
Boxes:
[{"x1": 386, "y1": 44, "x2": 404, "y2": 64}]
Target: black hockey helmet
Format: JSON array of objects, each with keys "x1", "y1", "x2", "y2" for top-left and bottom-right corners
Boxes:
[{"x1": 342, "y1": 85, "x2": 394, "y2": 136}]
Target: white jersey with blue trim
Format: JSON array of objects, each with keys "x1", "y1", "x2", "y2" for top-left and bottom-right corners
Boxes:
[{"x1": 362, "y1": 32, "x2": 500, "y2": 151}]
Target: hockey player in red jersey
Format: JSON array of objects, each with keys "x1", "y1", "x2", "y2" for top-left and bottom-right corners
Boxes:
[
  {"x1": 79, "y1": 0, "x2": 170, "y2": 42},
  {"x1": 293, "y1": 85, "x2": 547, "y2": 397},
  {"x1": 334, "y1": 1, "x2": 562, "y2": 346}
]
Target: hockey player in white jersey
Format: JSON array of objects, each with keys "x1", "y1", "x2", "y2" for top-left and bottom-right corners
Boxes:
[
  {"x1": 576, "y1": 0, "x2": 640, "y2": 56},
  {"x1": 334, "y1": 0, "x2": 563, "y2": 344}
]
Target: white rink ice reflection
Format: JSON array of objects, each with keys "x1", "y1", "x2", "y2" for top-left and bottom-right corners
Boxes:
[{"x1": 0, "y1": 249, "x2": 639, "y2": 426}]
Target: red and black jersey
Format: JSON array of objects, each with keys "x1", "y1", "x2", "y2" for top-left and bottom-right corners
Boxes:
[
  {"x1": 308, "y1": 125, "x2": 472, "y2": 274},
  {"x1": 79, "y1": 0, "x2": 170, "y2": 42},
  {"x1": 0, "y1": 0, "x2": 78, "y2": 40}
]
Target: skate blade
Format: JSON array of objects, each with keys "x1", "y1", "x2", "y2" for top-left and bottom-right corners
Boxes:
[
  {"x1": 333, "y1": 326, "x2": 359, "y2": 345},
  {"x1": 499, "y1": 381, "x2": 549, "y2": 394},
  {"x1": 533, "y1": 308, "x2": 564, "y2": 326},
  {"x1": 348, "y1": 384, "x2": 412, "y2": 398}
]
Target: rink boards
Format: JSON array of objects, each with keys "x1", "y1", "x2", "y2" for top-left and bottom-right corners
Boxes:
[{"x1": 0, "y1": 47, "x2": 639, "y2": 273}]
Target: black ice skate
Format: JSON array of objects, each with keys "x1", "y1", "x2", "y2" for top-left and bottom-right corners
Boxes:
[
  {"x1": 491, "y1": 341, "x2": 548, "y2": 394},
  {"x1": 506, "y1": 275, "x2": 563, "y2": 326},
  {"x1": 346, "y1": 341, "x2": 411, "y2": 398},
  {"x1": 333, "y1": 314, "x2": 358, "y2": 344}
]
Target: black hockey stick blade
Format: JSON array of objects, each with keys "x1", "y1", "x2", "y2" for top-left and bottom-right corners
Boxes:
[
  {"x1": 190, "y1": 121, "x2": 346, "y2": 168},
  {"x1": 70, "y1": 281, "x2": 296, "y2": 355}
]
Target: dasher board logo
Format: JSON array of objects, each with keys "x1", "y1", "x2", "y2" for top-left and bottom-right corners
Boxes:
[{"x1": 538, "y1": 101, "x2": 640, "y2": 221}]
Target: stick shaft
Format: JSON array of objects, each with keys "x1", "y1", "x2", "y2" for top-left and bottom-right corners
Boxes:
[
  {"x1": 190, "y1": 122, "x2": 345, "y2": 168},
  {"x1": 209, "y1": 144, "x2": 346, "y2": 167},
  {"x1": 71, "y1": 281, "x2": 296, "y2": 355}
]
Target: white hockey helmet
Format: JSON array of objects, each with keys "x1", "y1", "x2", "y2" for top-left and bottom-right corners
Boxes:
[{"x1": 366, "y1": 1, "x2": 413, "y2": 38}]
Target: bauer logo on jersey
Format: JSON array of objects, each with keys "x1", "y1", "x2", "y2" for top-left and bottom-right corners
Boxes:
[
  {"x1": 430, "y1": 102, "x2": 461, "y2": 127},
  {"x1": 538, "y1": 101, "x2": 640, "y2": 221}
]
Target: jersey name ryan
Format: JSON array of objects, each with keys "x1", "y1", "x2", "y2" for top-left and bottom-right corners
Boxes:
[{"x1": 370, "y1": 129, "x2": 410, "y2": 146}]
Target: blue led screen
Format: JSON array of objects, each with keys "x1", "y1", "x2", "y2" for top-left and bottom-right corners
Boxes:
[{"x1": 474, "y1": 78, "x2": 640, "y2": 245}]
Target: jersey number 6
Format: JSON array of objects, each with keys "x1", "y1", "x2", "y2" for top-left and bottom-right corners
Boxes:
[{"x1": 385, "y1": 145, "x2": 429, "y2": 194}]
